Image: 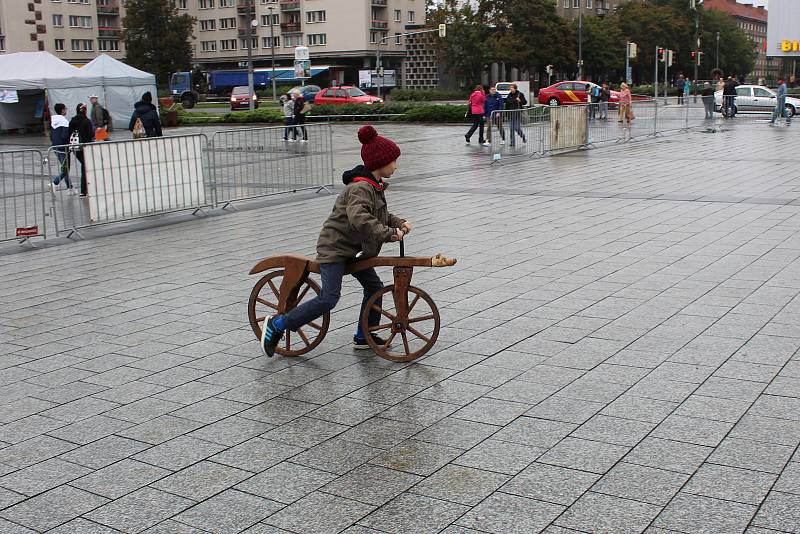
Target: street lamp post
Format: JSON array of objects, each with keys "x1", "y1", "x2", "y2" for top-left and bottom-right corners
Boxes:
[
  {"x1": 692, "y1": 0, "x2": 699, "y2": 102},
  {"x1": 246, "y1": 15, "x2": 257, "y2": 111},
  {"x1": 716, "y1": 31, "x2": 720, "y2": 70},
  {"x1": 578, "y1": 7, "x2": 583, "y2": 79},
  {"x1": 268, "y1": 6, "x2": 277, "y2": 102}
]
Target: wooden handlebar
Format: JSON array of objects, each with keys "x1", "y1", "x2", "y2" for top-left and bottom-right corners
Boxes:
[{"x1": 249, "y1": 253, "x2": 457, "y2": 276}]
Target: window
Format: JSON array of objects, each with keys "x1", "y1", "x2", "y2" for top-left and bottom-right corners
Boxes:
[
  {"x1": 754, "y1": 87, "x2": 773, "y2": 97},
  {"x1": 306, "y1": 10, "x2": 325, "y2": 23},
  {"x1": 573, "y1": 0, "x2": 579, "y2": 7},
  {"x1": 98, "y1": 39, "x2": 119, "y2": 51},
  {"x1": 67, "y1": 0, "x2": 90, "y2": 3},
  {"x1": 283, "y1": 34, "x2": 302, "y2": 46},
  {"x1": 307, "y1": 33, "x2": 326, "y2": 46},
  {"x1": 71, "y1": 38, "x2": 93, "y2": 51},
  {"x1": 408, "y1": 11, "x2": 415, "y2": 22},
  {"x1": 563, "y1": 0, "x2": 569, "y2": 6},
  {"x1": 68, "y1": 16, "x2": 92, "y2": 28},
  {"x1": 199, "y1": 0, "x2": 215, "y2": 8},
  {"x1": 261, "y1": 0, "x2": 278, "y2": 3},
  {"x1": 176, "y1": 0, "x2": 188, "y2": 8},
  {"x1": 586, "y1": 0, "x2": 592, "y2": 7},
  {"x1": 262, "y1": 36, "x2": 279, "y2": 48},
  {"x1": 736, "y1": 86, "x2": 752, "y2": 97},
  {"x1": 395, "y1": 33, "x2": 401, "y2": 45},
  {"x1": 261, "y1": 14, "x2": 278, "y2": 26},
  {"x1": 0, "y1": 38, "x2": 4, "y2": 52},
  {"x1": 201, "y1": 40, "x2": 217, "y2": 51},
  {"x1": 53, "y1": 14, "x2": 63, "y2": 27},
  {"x1": 240, "y1": 37, "x2": 257, "y2": 49},
  {"x1": 221, "y1": 39, "x2": 236, "y2": 50},
  {"x1": 219, "y1": 0, "x2": 234, "y2": 6},
  {"x1": 394, "y1": 9, "x2": 401, "y2": 22},
  {"x1": 200, "y1": 19, "x2": 216, "y2": 31},
  {"x1": 54, "y1": 38, "x2": 64, "y2": 51},
  {"x1": 219, "y1": 17, "x2": 236, "y2": 29}
]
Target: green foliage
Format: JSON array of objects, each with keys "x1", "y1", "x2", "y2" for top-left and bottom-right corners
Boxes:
[
  {"x1": 308, "y1": 103, "x2": 417, "y2": 116},
  {"x1": 122, "y1": 0, "x2": 195, "y2": 85},
  {"x1": 390, "y1": 89, "x2": 469, "y2": 101},
  {"x1": 397, "y1": 105, "x2": 469, "y2": 122},
  {"x1": 698, "y1": 8, "x2": 755, "y2": 79},
  {"x1": 176, "y1": 112, "x2": 224, "y2": 125},
  {"x1": 574, "y1": 15, "x2": 624, "y2": 81},
  {"x1": 224, "y1": 108, "x2": 284, "y2": 123},
  {"x1": 427, "y1": 0, "x2": 491, "y2": 85}
]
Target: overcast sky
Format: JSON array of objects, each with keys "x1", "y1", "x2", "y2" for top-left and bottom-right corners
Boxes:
[{"x1": 738, "y1": 0, "x2": 767, "y2": 6}]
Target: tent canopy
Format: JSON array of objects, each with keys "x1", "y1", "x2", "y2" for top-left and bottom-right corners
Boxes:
[
  {"x1": 82, "y1": 54, "x2": 156, "y2": 86},
  {"x1": 0, "y1": 51, "x2": 102, "y2": 90}
]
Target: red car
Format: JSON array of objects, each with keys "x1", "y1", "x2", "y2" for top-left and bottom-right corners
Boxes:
[
  {"x1": 538, "y1": 80, "x2": 632, "y2": 108},
  {"x1": 314, "y1": 86, "x2": 382, "y2": 105},
  {"x1": 230, "y1": 86, "x2": 259, "y2": 110}
]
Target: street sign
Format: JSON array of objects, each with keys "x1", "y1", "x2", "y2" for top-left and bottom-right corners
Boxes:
[
  {"x1": 627, "y1": 42, "x2": 637, "y2": 59},
  {"x1": 294, "y1": 46, "x2": 309, "y2": 61},
  {"x1": 294, "y1": 59, "x2": 311, "y2": 79},
  {"x1": 15, "y1": 226, "x2": 38, "y2": 237},
  {"x1": 626, "y1": 66, "x2": 632, "y2": 84}
]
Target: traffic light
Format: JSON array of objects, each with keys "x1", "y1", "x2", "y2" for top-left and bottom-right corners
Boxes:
[
  {"x1": 545, "y1": 64, "x2": 554, "y2": 76},
  {"x1": 696, "y1": 51, "x2": 704, "y2": 65},
  {"x1": 667, "y1": 50, "x2": 674, "y2": 67},
  {"x1": 691, "y1": 51, "x2": 696, "y2": 60},
  {"x1": 438, "y1": 24, "x2": 446, "y2": 38},
  {"x1": 657, "y1": 48, "x2": 665, "y2": 62}
]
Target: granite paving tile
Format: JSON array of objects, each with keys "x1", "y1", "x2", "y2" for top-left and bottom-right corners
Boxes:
[
  {"x1": 410, "y1": 464, "x2": 509, "y2": 506},
  {"x1": 369, "y1": 439, "x2": 462, "y2": 476},
  {"x1": 751, "y1": 491, "x2": 800, "y2": 532},
  {"x1": 0, "y1": 458, "x2": 91, "y2": 496},
  {"x1": 264, "y1": 491, "x2": 374, "y2": 534},
  {"x1": 172, "y1": 489, "x2": 283, "y2": 534},
  {"x1": 0, "y1": 435, "x2": 77, "y2": 468},
  {"x1": 502, "y1": 462, "x2": 600, "y2": 506},
  {"x1": 0, "y1": 485, "x2": 108, "y2": 532},
  {"x1": 116, "y1": 415, "x2": 204, "y2": 445},
  {"x1": 235, "y1": 461, "x2": 337, "y2": 504},
  {"x1": 292, "y1": 437, "x2": 383, "y2": 476},
  {"x1": 682, "y1": 463, "x2": 778, "y2": 505},
  {"x1": 132, "y1": 436, "x2": 227, "y2": 471},
  {"x1": 151, "y1": 460, "x2": 252, "y2": 500},
  {"x1": 84, "y1": 487, "x2": 195, "y2": 532},
  {"x1": 321, "y1": 464, "x2": 423, "y2": 506},
  {"x1": 555, "y1": 491, "x2": 662, "y2": 534},
  {"x1": 186, "y1": 416, "x2": 272, "y2": 446},
  {"x1": 653, "y1": 493, "x2": 758, "y2": 533},
  {"x1": 358, "y1": 492, "x2": 470, "y2": 534},
  {"x1": 71, "y1": 458, "x2": 171, "y2": 499},
  {"x1": 455, "y1": 492, "x2": 564, "y2": 534},
  {"x1": 209, "y1": 437, "x2": 304, "y2": 473},
  {"x1": 453, "y1": 438, "x2": 546, "y2": 475},
  {"x1": 537, "y1": 436, "x2": 630, "y2": 474},
  {"x1": 592, "y1": 462, "x2": 690, "y2": 506}
]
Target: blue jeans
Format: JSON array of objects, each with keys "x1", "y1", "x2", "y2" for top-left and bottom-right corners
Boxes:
[
  {"x1": 52, "y1": 150, "x2": 72, "y2": 188},
  {"x1": 283, "y1": 117, "x2": 295, "y2": 140},
  {"x1": 282, "y1": 261, "x2": 383, "y2": 338},
  {"x1": 772, "y1": 97, "x2": 788, "y2": 124}
]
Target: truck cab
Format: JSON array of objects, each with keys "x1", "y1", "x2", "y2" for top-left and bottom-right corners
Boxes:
[{"x1": 170, "y1": 71, "x2": 207, "y2": 109}]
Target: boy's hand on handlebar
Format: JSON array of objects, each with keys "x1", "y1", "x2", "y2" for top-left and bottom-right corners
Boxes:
[
  {"x1": 400, "y1": 221, "x2": 412, "y2": 235},
  {"x1": 390, "y1": 228, "x2": 405, "y2": 242}
]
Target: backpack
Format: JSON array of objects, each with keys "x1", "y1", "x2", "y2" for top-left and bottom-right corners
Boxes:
[
  {"x1": 102, "y1": 107, "x2": 110, "y2": 126},
  {"x1": 68, "y1": 130, "x2": 80, "y2": 146},
  {"x1": 132, "y1": 117, "x2": 146, "y2": 139}
]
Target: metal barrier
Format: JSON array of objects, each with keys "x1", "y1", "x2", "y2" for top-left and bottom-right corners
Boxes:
[
  {"x1": 489, "y1": 107, "x2": 550, "y2": 159},
  {"x1": 47, "y1": 134, "x2": 211, "y2": 237},
  {"x1": 209, "y1": 122, "x2": 335, "y2": 208},
  {"x1": 0, "y1": 149, "x2": 47, "y2": 244}
]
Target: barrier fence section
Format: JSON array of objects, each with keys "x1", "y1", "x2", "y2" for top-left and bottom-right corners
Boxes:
[
  {"x1": 0, "y1": 149, "x2": 47, "y2": 244},
  {"x1": 488, "y1": 107, "x2": 549, "y2": 158},
  {"x1": 47, "y1": 134, "x2": 211, "y2": 237},
  {"x1": 209, "y1": 123, "x2": 335, "y2": 208}
]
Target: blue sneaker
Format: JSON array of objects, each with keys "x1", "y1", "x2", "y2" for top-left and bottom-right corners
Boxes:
[{"x1": 261, "y1": 315, "x2": 283, "y2": 357}]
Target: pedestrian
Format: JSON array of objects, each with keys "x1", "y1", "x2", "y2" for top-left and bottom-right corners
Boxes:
[
  {"x1": 281, "y1": 94, "x2": 296, "y2": 141},
  {"x1": 589, "y1": 82, "x2": 601, "y2": 119},
  {"x1": 676, "y1": 74, "x2": 685, "y2": 104},
  {"x1": 504, "y1": 83, "x2": 527, "y2": 146},
  {"x1": 599, "y1": 82, "x2": 610, "y2": 120},
  {"x1": 465, "y1": 84, "x2": 487, "y2": 146},
  {"x1": 618, "y1": 82, "x2": 633, "y2": 124},
  {"x1": 701, "y1": 81, "x2": 715, "y2": 119},
  {"x1": 50, "y1": 103, "x2": 73, "y2": 194},
  {"x1": 259, "y1": 125, "x2": 411, "y2": 357},
  {"x1": 722, "y1": 77, "x2": 737, "y2": 118},
  {"x1": 68, "y1": 103, "x2": 95, "y2": 197},
  {"x1": 293, "y1": 93, "x2": 309, "y2": 142},
  {"x1": 758, "y1": 77, "x2": 765, "y2": 87},
  {"x1": 684, "y1": 78, "x2": 691, "y2": 104},
  {"x1": 716, "y1": 77, "x2": 725, "y2": 93},
  {"x1": 771, "y1": 78, "x2": 790, "y2": 126},
  {"x1": 89, "y1": 94, "x2": 112, "y2": 139},
  {"x1": 128, "y1": 91, "x2": 162, "y2": 137},
  {"x1": 484, "y1": 86, "x2": 505, "y2": 145}
]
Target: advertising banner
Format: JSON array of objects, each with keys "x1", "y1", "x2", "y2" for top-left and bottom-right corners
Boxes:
[{"x1": 767, "y1": 0, "x2": 800, "y2": 57}]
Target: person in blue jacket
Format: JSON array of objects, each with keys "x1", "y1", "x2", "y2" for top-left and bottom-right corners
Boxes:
[{"x1": 484, "y1": 86, "x2": 505, "y2": 145}]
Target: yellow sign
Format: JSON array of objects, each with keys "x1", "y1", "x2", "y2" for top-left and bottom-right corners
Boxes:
[{"x1": 781, "y1": 40, "x2": 800, "y2": 52}]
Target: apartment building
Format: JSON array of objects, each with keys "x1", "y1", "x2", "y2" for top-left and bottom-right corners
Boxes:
[
  {"x1": 0, "y1": 0, "x2": 125, "y2": 63},
  {"x1": 704, "y1": 0, "x2": 780, "y2": 80},
  {"x1": 184, "y1": 0, "x2": 425, "y2": 85},
  {"x1": 556, "y1": 0, "x2": 627, "y2": 20}
]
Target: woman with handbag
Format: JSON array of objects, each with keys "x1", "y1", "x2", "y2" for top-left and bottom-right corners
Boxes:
[
  {"x1": 618, "y1": 82, "x2": 633, "y2": 124},
  {"x1": 464, "y1": 84, "x2": 487, "y2": 146},
  {"x1": 293, "y1": 94, "x2": 309, "y2": 142},
  {"x1": 68, "y1": 103, "x2": 95, "y2": 197}
]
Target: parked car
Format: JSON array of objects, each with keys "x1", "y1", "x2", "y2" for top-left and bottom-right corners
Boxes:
[
  {"x1": 230, "y1": 86, "x2": 259, "y2": 110},
  {"x1": 538, "y1": 81, "x2": 594, "y2": 106},
  {"x1": 494, "y1": 81, "x2": 531, "y2": 105},
  {"x1": 314, "y1": 86, "x2": 382, "y2": 105},
  {"x1": 714, "y1": 84, "x2": 798, "y2": 117},
  {"x1": 289, "y1": 85, "x2": 322, "y2": 103}
]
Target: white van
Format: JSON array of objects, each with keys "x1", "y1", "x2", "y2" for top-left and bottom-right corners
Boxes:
[{"x1": 494, "y1": 81, "x2": 531, "y2": 104}]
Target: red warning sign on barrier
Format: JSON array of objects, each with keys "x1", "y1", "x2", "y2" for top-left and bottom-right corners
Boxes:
[{"x1": 15, "y1": 226, "x2": 39, "y2": 237}]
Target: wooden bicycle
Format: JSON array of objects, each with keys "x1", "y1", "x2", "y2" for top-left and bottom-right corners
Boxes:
[{"x1": 247, "y1": 242, "x2": 457, "y2": 362}]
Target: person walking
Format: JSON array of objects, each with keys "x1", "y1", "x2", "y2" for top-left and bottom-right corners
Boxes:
[
  {"x1": 259, "y1": 125, "x2": 410, "y2": 356},
  {"x1": 128, "y1": 91, "x2": 162, "y2": 137},
  {"x1": 771, "y1": 78, "x2": 790, "y2": 127},
  {"x1": 484, "y1": 86, "x2": 505, "y2": 145},
  {"x1": 701, "y1": 81, "x2": 715, "y2": 119},
  {"x1": 465, "y1": 84, "x2": 487, "y2": 146},
  {"x1": 599, "y1": 82, "x2": 611, "y2": 120},
  {"x1": 676, "y1": 74, "x2": 685, "y2": 104},
  {"x1": 722, "y1": 77, "x2": 737, "y2": 118},
  {"x1": 589, "y1": 82, "x2": 601, "y2": 119},
  {"x1": 89, "y1": 94, "x2": 112, "y2": 139},
  {"x1": 50, "y1": 103, "x2": 73, "y2": 194},
  {"x1": 281, "y1": 94, "x2": 296, "y2": 141},
  {"x1": 683, "y1": 78, "x2": 691, "y2": 104},
  {"x1": 618, "y1": 82, "x2": 633, "y2": 124},
  {"x1": 68, "y1": 103, "x2": 95, "y2": 197},
  {"x1": 716, "y1": 77, "x2": 725, "y2": 94},
  {"x1": 504, "y1": 83, "x2": 527, "y2": 146},
  {"x1": 293, "y1": 93, "x2": 309, "y2": 142}
]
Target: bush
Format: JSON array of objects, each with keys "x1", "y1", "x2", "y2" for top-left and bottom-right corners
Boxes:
[
  {"x1": 223, "y1": 108, "x2": 284, "y2": 123},
  {"x1": 176, "y1": 112, "x2": 224, "y2": 125},
  {"x1": 308, "y1": 102, "x2": 417, "y2": 116},
  {"x1": 390, "y1": 89, "x2": 468, "y2": 101},
  {"x1": 397, "y1": 104, "x2": 469, "y2": 123}
]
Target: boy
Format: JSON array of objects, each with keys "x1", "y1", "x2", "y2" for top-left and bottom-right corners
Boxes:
[{"x1": 261, "y1": 125, "x2": 412, "y2": 357}]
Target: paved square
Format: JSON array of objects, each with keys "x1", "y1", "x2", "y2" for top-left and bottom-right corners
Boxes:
[{"x1": 1, "y1": 120, "x2": 799, "y2": 532}]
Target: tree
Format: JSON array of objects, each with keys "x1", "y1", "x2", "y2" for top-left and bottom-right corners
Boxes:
[
  {"x1": 573, "y1": 15, "x2": 625, "y2": 82},
  {"x1": 427, "y1": 0, "x2": 490, "y2": 86},
  {"x1": 698, "y1": 7, "x2": 755, "y2": 79},
  {"x1": 122, "y1": 0, "x2": 195, "y2": 86}
]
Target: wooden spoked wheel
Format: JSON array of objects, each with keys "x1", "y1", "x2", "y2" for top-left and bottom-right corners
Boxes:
[
  {"x1": 360, "y1": 285, "x2": 441, "y2": 362},
  {"x1": 248, "y1": 270, "x2": 330, "y2": 356}
]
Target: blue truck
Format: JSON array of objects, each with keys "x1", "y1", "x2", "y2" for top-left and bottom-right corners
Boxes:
[{"x1": 170, "y1": 69, "x2": 271, "y2": 108}]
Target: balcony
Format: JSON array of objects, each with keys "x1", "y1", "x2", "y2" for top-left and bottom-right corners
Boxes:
[
  {"x1": 371, "y1": 0, "x2": 387, "y2": 5},
  {"x1": 280, "y1": 21, "x2": 301, "y2": 32},
  {"x1": 280, "y1": 1, "x2": 300, "y2": 12},
  {"x1": 370, "y1": 19, "x2": 389, "y2": 30},
  {"x1": 97, "y1": 1, "x2": 119, "y2": 16},
  {"x1": 237, "y1": 0, "x2": 255, "y2": 15},
  {"x1": 596, "y1": 7, "x2": 609, "y2": 16},
  {"x1": 98, "y1": 27, "x2": 121, "y2": 37}
]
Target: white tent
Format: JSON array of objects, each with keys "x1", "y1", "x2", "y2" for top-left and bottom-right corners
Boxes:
[
  {"x1": 0, "y1": 51, "x2": 103, "y2": 130},
  {"x1": 82, "y1": 54, "x2": 158, "y2": 128}
]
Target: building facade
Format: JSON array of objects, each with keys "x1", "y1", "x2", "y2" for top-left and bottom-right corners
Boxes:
[
  {"x1": 0, "y1": 0, "x2": 125, "y2": 64},
  {"x1": 555, "y1": 0, "x2": 627, "y2": 20},
  {"x1": 704, "y1": 0, "x2": 780, "y2": 80}
]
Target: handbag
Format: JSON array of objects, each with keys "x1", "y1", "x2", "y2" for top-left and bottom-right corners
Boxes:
[
  {"x1": 132, "y1": 117, "x2": 146, "y2": 139},
  {"x1": 95, "y1": 127, "x2": 108, "y2": 141},
  {"x1": 301, "y1": 102, "x2": 311, "y2": 114}
]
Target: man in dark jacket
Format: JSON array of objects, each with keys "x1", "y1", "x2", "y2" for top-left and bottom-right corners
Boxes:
[
  {"x1": 292, "y1": 94, "x2": 308, "y2": 142},
  {"x1": 50, "y1": 103, "x2": 72, "y2": 193},
  {"x1": 69, "y1": 103, "x2": 95, "y2": 196},
  {"x1": 128, "y1": 91, "x2": 162, "y2": 137},
  {"x1": 701, "y1": 82, "x2": 715, "y2": 119},
  {"x1": 484, "y1": 86, "x2": 505, "y2": 145},
  {"x1": 722, "y1": 77, "x2": 737, "y2": 118},
  {"x1": 260, "y1": 125, "x2": 409, "y2": 357},
  {"x1": 504, "y1": 84, "x2": 527, "y2": 146}
]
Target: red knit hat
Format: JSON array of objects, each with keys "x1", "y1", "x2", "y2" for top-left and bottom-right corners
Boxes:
[{"x1": 358, "y1": 125, "x2": 400, "y2": 172}]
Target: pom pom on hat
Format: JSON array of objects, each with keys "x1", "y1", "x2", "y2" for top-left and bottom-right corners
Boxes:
[{"x1": 358, "y1": 125, "x2": 400, "y2": 172}]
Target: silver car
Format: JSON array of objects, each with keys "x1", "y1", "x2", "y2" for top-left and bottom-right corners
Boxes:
[{"x1": 714, "y1": 84, "x2": 798, "y2": 117}]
